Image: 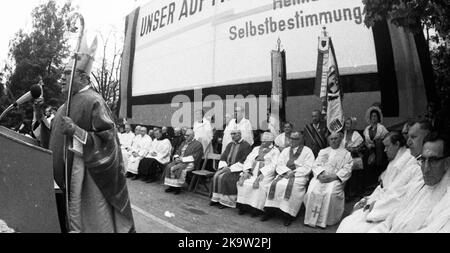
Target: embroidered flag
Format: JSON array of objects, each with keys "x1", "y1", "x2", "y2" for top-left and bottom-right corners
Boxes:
[{"x1": 326, "y1": 38, "x2": 344, "y2": 133}]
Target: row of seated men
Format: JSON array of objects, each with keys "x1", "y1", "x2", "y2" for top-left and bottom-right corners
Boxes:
[
  {"x1": 337, "y1": 121, "x2": 450, "y2": 233},
  {"x1": 120, "y1": 122, "x2": 352, "y2": 228},
  {"x1": 119, "y1": 120, "x2": 450, "y2": 232}
]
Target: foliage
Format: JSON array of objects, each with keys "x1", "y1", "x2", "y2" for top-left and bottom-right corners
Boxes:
[
  {"x1": 0, "y1": 0, "x2": 74, "y2": 128},
  {"x1": 91, "y1": 30, "x2": 123, "y2": 120},
  {"x1": 363, "y1": 0, "x2": 450, "y2": 132}
]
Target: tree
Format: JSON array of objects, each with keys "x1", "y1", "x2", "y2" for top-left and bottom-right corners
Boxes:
[
  {"x1": 91, "y1": 29, "x2": 123, "y2": 120},
  {"x1": 1, "y1": 0, "x2": 74, "y2": 128},
  {"x1": 363, "y1": 0, "x2": 450, "y2": 132}
]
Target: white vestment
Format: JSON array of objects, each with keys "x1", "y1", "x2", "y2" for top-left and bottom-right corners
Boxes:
[
  {"x1": 337, "y1": 147, "x2": 423, "y2": 233},
  {"x1": 236, "y1": 146, "x2": 280, "y2": 211},
  {"x1": 304, "y1": 147, "x2": 353, "y2": 228},
  {"x1": 147, "y1": 138, "x2": 172, "y2": 165},
  {"x1": 193, "y1": 119, "x2": 213, "y2": 152},
  {"x1": 127, "y1": 135, "x2": 152, "y2": 174},
  {"x1": 264, "y1": 146, "x2": 315, "y2": 217},
  {"x1": 368, "y1": 169, "x2": 450, "y2": 233},
  {"x1": 119, "y1": 132, "x2": 135, "y2": 171},
  {"x1": 274, "y1": 133, "x2": 291, "y2": 151},
  {"x1": 415, "y1": 185, "x2": 450, "y2": 233}
]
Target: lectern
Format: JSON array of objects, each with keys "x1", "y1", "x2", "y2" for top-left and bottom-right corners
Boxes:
[{"x1": 0, "y1": 126, "x2": 61, "y2": 233}]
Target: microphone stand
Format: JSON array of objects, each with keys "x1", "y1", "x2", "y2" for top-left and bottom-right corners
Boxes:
[{"x1": 64, "y1": 12, "x2": 85, "y2": 232}]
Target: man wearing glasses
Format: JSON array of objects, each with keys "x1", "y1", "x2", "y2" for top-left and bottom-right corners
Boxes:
[
  {"x1": 262, "y1": 132, "x2": 315, "y2": 226},
  {"x1": 368, "y1": 132, "x2": 450, "y2": 232},
  {"x1": 337, "y1": 131, "x2": 422, "y2": 233}
]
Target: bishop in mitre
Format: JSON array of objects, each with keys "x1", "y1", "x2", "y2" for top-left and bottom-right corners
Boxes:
[{"x1": 36, "y1": 33, "x2": 134, "y2": 232}]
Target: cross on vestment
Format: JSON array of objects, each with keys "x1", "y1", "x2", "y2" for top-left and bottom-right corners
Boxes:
[{"x1": 312, "y1": 206, "x2": 321, "y2": 218}]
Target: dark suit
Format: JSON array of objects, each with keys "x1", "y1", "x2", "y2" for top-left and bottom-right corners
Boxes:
[{"x1": 304, "y1": 121, "x2": 329, "y2": 157}]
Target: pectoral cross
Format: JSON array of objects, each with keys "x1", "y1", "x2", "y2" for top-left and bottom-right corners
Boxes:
[{"x1": 312, "y1": 206, "x2": 321, "y2": 218}]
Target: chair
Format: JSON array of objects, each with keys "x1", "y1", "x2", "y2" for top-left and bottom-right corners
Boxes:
[{"x1": 188, "y1": 142, "x2": 221, "y2": 196}]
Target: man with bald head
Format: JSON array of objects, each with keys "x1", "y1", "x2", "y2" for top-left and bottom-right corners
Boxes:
[
  {"x1": 164, "y1": 129, "x2": 203, "y2": 195},
  {"x1": 304, "y1": 132, "x2": 353, "y2": 228},
  {"x1": 210, "y1": 128, "x2": 252, "y2": 209}
]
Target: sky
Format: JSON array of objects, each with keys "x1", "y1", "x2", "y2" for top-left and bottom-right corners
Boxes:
[{"x1": 0, "y1": 0, "x2": 148, "y2": 66}]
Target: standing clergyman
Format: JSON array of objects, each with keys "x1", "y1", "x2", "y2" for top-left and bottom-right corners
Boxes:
[{"x1": 35, "y1": 35, "x2": 134, "y2": 233}]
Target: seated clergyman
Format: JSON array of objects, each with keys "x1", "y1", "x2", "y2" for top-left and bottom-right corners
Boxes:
[
  {"x1": 236, "y1": 132, "x2": 281, "y2": 217},
  {"x1": 119, "y1": 123, "x2": 135, "y2": 173},
  {"x1": 136, "y1": 128, "x2": 172, "y2": 183},
  {"x1": 127, "y1": 126, "x2": 152, "y2": 178},
  {"x1": 367, "y1": 132, "x2": 450, "y2": 233},
  {"x1": 304, "y1": 132, "x2": 353, "y2": 228},
  {"x1": 210, "y1": 129, "x2": 252, "y2": 209},
  {"x1": 163, "y1": 129, "x2": 204, "y2": 195},
  {"x1": 261, "y1": 132, "x2": 315, "y2": 227},
  {"x1": 337, "y1": 131, "x2": 422, "y2": 233}
]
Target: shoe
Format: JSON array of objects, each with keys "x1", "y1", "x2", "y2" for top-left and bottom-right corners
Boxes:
[
  {"x1": 209, "y1": 202, "x2": 219, "y2": 206},
  {"x1": 283, "y1": 219, "x2": 293, "y2": 227},
  {"x1": 238, "y1": 209, "x2": 246, "y2": 215},
  {"x1": 165, "y1": 187, "x2": 175, "y2": 193},
  {"x1": 218, "y1": 205, "x2": 228, "y2": 209},
  {"x1": 251, "y1": 212, "x2": 261, "y2": 218},
  {"x1": 126, "y1": 172, "x2": 133, "y2": 178},
  {"x1": 131, "y1": 175, "x2": 139, "y2": 181},
  {"x1": 260, "y1": 214, "x2": 271, "y2": 222},
  {"x1": 146, "y1": 178, "x2": 157, "y2": 183},
  {"x1": 173, "y1": 188, "x2": 181, "y2": 195}
]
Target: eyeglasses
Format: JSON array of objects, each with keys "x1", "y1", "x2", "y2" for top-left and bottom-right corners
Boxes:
[{"x1": 418, "y1": 156, "x2": 448, "y2": 165}]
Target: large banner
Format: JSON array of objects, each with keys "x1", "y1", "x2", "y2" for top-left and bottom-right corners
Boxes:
[{"x1": 131, "y1": 0, "x2": 377, "y2": 96}]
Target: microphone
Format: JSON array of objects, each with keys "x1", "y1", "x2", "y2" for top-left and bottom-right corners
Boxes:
[
  {"x1": 13, "y1": 84, "x2": 42, "y2": 107},
  {"x1": 0, "y1": 79, "x2": 44, "y2": 122}
]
